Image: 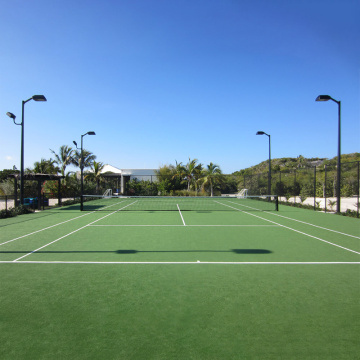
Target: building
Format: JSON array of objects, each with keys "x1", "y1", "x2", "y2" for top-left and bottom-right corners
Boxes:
[{"x1": 100, "y1": 165, "x2": 157, "y2": 194}]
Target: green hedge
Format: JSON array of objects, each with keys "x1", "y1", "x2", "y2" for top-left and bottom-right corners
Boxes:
[{"x1": 0, "y1": 205, "x2": 34, "y2": 219}]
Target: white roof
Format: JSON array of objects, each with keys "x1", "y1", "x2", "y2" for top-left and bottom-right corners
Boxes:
[
  {"x1": 100, "y1": 165, "x2": 156, "y2": 176},
  {"x1": 101, "y1": 164, "x2": 122, "y2": 174}
]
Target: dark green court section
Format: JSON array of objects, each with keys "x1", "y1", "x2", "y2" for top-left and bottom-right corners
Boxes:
[
  {"x1": 0, "y1": 203, "x2": 359, "y2": 262},
  {"x1": 4, "y1": 225, "x2": 358, "y2": 263},
  {"x1": 0, "y1": 264, "x2": 358, "y2": 360}
]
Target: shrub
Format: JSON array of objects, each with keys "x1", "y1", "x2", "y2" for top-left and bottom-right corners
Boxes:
[
  {"x1": 0, "y1": 205, "x2": 34, "y2": 219},
  {"x1": 340, "y1": 209, "x2": 358, "y2": 218}
]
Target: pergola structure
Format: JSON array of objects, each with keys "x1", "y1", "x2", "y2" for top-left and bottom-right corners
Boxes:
[
  {"x1": 8, "y1": 173, "x2": 64, "y2": 210},
  {"x1": 100, "y1": 173, "x2": 122, "y2": 194}
]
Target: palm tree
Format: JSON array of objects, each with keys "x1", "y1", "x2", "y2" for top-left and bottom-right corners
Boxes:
[
  {"x1": 30, "y1": 158, "x2": 59, "y2": 174},
  {"x1": 202, "y1": 162, "x2": 223, "y2": 196},
  {"x1": 171, "y1": 160, "x2": 186, "y2": 184},
  {"x1": 71, "y1": 149, "x2": 97, "y2": 170},
  {"x1": 184, "y1": 158, "x2": 202, "y2": 191},
  {"x1": 85, "y1": 161, "x2": 105, "y2": 194},
  {"x1": 50, "y1": 145, "x2": 75, "y2": 176}
]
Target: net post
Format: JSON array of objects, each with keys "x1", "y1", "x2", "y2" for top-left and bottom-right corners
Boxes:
[{"x1": 275, "y1": 195, "x2": 279, "y2": 211}]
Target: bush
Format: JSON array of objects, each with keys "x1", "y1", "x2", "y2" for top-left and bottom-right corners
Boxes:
[
  {"x1": 157, "y1": 179, "x2": 173, "y2": 196},
  {"x1": 62, "y1": 199, "x2": 81, "y2": 206},
  {"x1": 126, "y1": 179, "x2": 158, "y2": 196},
  {"x1": 173, "y1": 190, "x2": 208, "y2": 196},
  {"x1": 340, "y1": 209, "x2": 359, "y2": 218},
  {"x1": 0, "y1": 205, "x2": 34, "y2": 219},
  {"x1": 274, "y1": 181, "x2": 287, "y2": 196}
]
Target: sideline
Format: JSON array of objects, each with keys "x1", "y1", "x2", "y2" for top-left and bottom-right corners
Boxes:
[
  {"x1": 0, "y1": 200, "x2": 127, "y2": 247},
  {"x1": 13, "y1": 201, "x2": 138, "y2": 261},
  {"x1": 217, "y1": 201, "x2": 360, "y2": 255},
  {"x1": 226, "y1": 200, "x2": 360, "y2": 239}
]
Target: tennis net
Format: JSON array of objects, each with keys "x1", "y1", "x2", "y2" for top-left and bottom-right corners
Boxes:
[{"x1": 81, "y1": 195, "x2": 278, "y2": 212}]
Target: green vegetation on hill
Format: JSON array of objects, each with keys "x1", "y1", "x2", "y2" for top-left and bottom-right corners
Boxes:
[
  {"x1": 232, "y1": 153, "x2": 360, "y2": 201},
  {"x1": 232, "y1": 153, "x2": 360, "y2": 177}
]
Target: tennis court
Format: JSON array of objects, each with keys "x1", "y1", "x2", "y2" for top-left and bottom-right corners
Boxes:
[{"x1": 0, "y1": 197, "x2": 359, "y2": 359}]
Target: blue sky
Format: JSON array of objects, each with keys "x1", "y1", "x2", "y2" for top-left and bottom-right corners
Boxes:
[{"x1": 1, "y1": 0, "x2": 359, "y2": 174}]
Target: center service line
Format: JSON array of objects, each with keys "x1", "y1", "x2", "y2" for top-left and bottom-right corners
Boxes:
[{"x1": 177, "y1": 204, "x2": 186, "y2": 226}]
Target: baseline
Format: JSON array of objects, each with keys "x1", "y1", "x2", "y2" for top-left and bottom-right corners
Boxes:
[
  {"x1": 1, "y1": 260, "x2": 359, "y2": 265},
  {"x1": 89, "y1": 224, "x2": 278, "y2": 227}
]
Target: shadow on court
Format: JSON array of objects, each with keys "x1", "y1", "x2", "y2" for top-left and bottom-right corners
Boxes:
[{"x1": 0, "y1": 249, "x2": 272, "y2": 255}]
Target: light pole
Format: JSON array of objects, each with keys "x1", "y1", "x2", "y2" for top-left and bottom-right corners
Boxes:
[
  {"x1": 6, "y1": 112, "x2": 19, "y2": 204},
  {"x1": 74, "y1": 131, "x2": 96, "y2": 211},
  {"x1": 6, "y1": 95, "x2": 47, "y2": 205},
  {"x1": 256, "y1": 131, "x2": 271, "y2": 195},
  {"x1": 316, "y1": 95, "x2": 341, "y2": 213}
]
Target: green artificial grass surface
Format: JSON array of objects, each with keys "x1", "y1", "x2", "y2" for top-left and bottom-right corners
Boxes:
[
  {"x1": 0, "y1": 202, "x2": 359, "y2": 359},
  {"x1": 0, "y1": 264, "x2": 358, "y2": 360}
]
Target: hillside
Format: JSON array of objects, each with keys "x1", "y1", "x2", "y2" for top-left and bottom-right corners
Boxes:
[{"x1": 232, "y1": 153, "x2": 360, "y2": 176}]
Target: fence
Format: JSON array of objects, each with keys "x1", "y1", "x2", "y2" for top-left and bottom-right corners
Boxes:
[
  {"x1": 0, "y1": 193, "x2": 80, "y2": 211},
  {"x1": 1, "y1": 162, "x2": 359, "y2": 216},
  {"x1": 242, "y1": 161, "x2": 359, "y2": 216}
]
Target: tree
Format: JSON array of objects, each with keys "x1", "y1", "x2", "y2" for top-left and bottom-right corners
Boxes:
[
  {"x1": 296, "y1": 155, "x2": 306, "y2": 168},
  {"x1": 85, "y1": 161, "x2": 105, "y2": 194},
  {"x1": 172, "y1": 161, "x2": 186, "y2": 186},
  {"x1": 155, "y1": 164, "x2": 175, "y2": 181},
  {"x1": 184, "y1": 158, "x2": 202, "y2": 191},
  {"x1": 50, "y1": 145, "x2": 75, "y2": 176},
  {"x1": 202, "y1": 162, "x2": 223, "y2": 196},
  {"x1": 30, "y1": 158, "x2": 59, "y2": 174},
  {"x1": 0, "y1": 169, "x2": 20, "y2": 182},
  {"x1": 71, "y1": 149, "x2": 96, "y2": 169}
]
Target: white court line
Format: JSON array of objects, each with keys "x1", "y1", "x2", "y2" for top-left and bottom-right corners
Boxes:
[
  {"x1": 89, "y1": 224, "x2": 278, "y2": 227},
  {"x1": 13, "y1": 201, "x2": 138, "y2": 262},
  {"x1": 226, "y1": 200, "x2": 360, "y2": 239},
  {"x1": 1, "y1": 261, "x2": 359, "y2": 265},
  {"x1": 0, "y1": 199, "x2": 127, "y2": 247},
  {"x1": 177, "y1": 204, "x2": 186, "y2": 226},
  {"x1": 215, "y1": 200, "x2": 360, "y2": 255},
  {"x1": 268, "y1": 211, "x2": 360, "y2": 239}
]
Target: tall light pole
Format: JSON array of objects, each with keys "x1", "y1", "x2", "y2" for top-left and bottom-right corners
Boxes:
[
  {"x1": 316, "y1": 95, "x2": 341, "y2": 213},
  {"x1": 6, "y1": 95, "x2": 47, "y2": 205},
  {"x1": 6, "y1": 112, "x2": 19, "y2": 204},
  {"x1": 74, "y1": 131, "x2": 96, "y2": 211},
  {"x1": 256, "y1": 131, "x2": 271, "y2": 195}
]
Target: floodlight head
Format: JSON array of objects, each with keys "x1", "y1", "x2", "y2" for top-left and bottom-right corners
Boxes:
[
  {"x1": 73, "y1": 141, "x2": 78, "y2": 147},
  {"x1": 256, "y1": 131, "x2": 265, "y2": 135},
  {"x1": 87, "y1": 131, "x2": 96, "y2": 136},
  {"x1": 315, "y1": 95, "x2": 331, "y2": 102},
  {"x1": 32, "y1": 95, "x2": 47, "y2": 102},
  {"x1": 6, "y1": 112, "x2": 16, "y2": 120}
]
